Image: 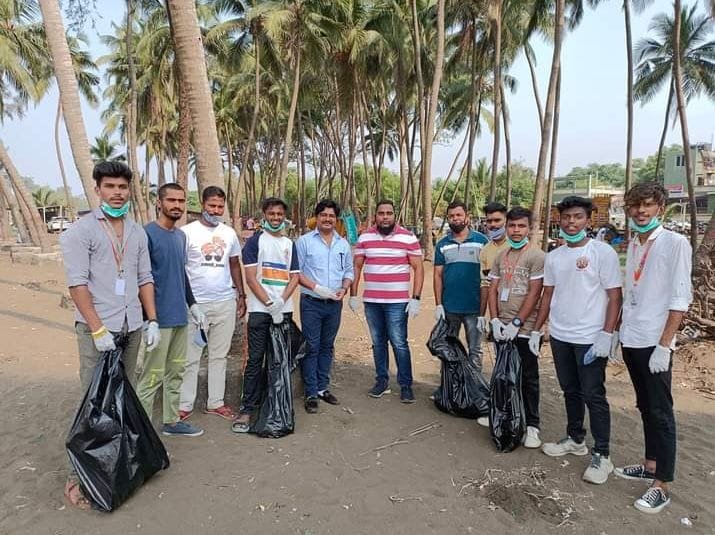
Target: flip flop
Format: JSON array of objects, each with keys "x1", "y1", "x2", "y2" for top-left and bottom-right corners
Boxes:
[{"x1": 64, "y1": 480, "x2": 91, "y2": 510}]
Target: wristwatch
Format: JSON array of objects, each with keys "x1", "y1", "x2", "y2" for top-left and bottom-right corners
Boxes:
[
  {"x1": 511, "y1": 318, "x2": 523, "y2": 327},
  {"x1": 412, "y1": 295, "x2": 421, "y2": 300}
]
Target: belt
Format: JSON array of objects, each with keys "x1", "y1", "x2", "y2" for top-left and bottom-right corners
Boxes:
[{"x1": 302, "y1": 294, "x2": 336, "y2": 304}]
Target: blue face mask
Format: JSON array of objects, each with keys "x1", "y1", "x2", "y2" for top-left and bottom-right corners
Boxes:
[
  {"x1": 101, "y1": 201, "x2": 130, "y2": 218},
  {"x1": 559, "y1": 228, "x2": 587, "y2": 243},
  {"x1": 262, "y1": 219, "x2": 286, "y2": 233},
  {"x1": 202, "y1": 210, "x2": 223, "y2": 227},
  {"x1": 507, "y1": 236, "x2": 529, "y2": 249},
  {"x1": 629, "y1": 217, "x2": 661, "y2": 234},
  {"x1": 487, "y1": 227, "x2": 506, "y2": 241}
]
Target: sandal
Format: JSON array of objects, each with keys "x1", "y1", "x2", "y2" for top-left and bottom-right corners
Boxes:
[
  {"x1": 231, "y1": 415, "x2": 251, "y2": 434},
  {"x1": 64, "y1": 480, "x2": 91, "y2": 510}
]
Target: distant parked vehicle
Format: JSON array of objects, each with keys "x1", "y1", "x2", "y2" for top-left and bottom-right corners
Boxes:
[{"x1": 47, "y1": 216, "x2": 72, "y2": 233}]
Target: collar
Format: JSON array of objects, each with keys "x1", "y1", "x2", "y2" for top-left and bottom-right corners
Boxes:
[
  {"x1": 635, "y1": 224, "x2": 665, "y2": 245},
  {"x1": 445, "y1": 229, "x2": 478, "y2": 244},
  {"x1": 310, "y1": 228, "x2": 341, "y2": 241}
]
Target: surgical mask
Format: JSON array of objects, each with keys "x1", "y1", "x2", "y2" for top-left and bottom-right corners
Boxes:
[
  {"x1": 487, "y1": 227, "x2": 506, "y2": 241},
  {"x1": 100, "y1": 201, "x2": 130, "y2": 218},
  {"x1": 202, "y1": 210, "x2": 223, "y2": 227},
  {"x1": 262, "y1": 219, "x2": 286, "y2": 233},
  {"x1": 507, "y1": 236, "x2": 529, "y2": 249},
  {"x1": 629, "y1": 217, "x2": 661, "y2": 234},
  {"x1": 448, "y1": 222, "x2": 467, "y2": 234},
  {"x1": 559, "y1": 228, "x2": 587, "y2": 243}
]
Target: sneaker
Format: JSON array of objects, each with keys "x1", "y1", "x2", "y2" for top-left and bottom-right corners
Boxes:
[
  {"x1": 634, "y1": 486, "x2": 671, "y2": 514},
  {"x1": 204, "y1": 405, "x2": 237, "y2": 420},
  {"x1": 318, "y1": 390, "x2": 340, "y2": 405},
  {"x1": 614, "y1": 464, "x2": 656, "y2": 482},
  {"x1": 477, "y1": 416, "x2": 489, "y2": 427},
  {"x1": 524, "y1": 426, "x2": 542, "y2": 449},
  {"x1": 305, "y1": 396, "x2": 319, "y2": 414},
  {"x1": 542, "y1": 437, "x2": 589, "y2": 457},
  {"x1": 400, "y1": 386, "x2": 416, "y2": 403},
  {"x1": 582, "y1": 453, "x2": 614, "y2": 484},
  {"x1": 162, "y1": 421, "x2": 204, "y2": 437},
  {"x1": 368, "y1": 381, "x2": 391, "y2": 398}
]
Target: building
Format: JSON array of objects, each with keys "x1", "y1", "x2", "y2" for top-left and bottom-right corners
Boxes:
[{"x1": 663, "y1": 142, "x2": 715, "y2": 219}]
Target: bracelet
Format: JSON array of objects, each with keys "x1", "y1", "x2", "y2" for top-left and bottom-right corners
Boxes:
[{"x1": 91, "y1": 326, "x2": 108, "y2": 339}]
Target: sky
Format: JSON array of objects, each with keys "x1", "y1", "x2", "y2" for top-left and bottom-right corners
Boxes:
[{"x1": 1, "y1": 0, "x2": 714, "y2": 196}]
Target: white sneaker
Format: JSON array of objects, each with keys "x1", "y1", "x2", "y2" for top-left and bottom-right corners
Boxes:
[
  {"x1": 477, "y1": 416, "x2": 489, "y2": 427},
  {"x1": 582, "y1": 453, "x2": 614, "y2": 484},
  {"x1": 542, "y1": 437, "x2": 589, "y2": 457},
  {"x1": 523, "y1": 426, "x2": 542, "y2": 449}
]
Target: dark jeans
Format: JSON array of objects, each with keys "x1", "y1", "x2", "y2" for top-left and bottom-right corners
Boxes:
[
  {"x1": 622, "y1": 346, "x2": 676, "y2": 483},
  {"x1": 300, "y1": 295, "x2": 342, "y2": 398},
  {"x1": 239, "y1": 311, "x2": 292, "y2": 414},
  {"x1": 445, "y1": 312, "x2": 483, "y2": 371},
  {"x1": 515, "y1": 337, "x2": 540, "y2": 429},
  {"x1": 364, "y1": 302, "x2": 413, "y2": 388},
  {"x1": 550, "y1": 337, "x2": 611, "y2": 457}
]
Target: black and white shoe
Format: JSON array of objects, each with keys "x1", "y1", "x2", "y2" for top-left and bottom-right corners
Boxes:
[
  {"x1": 614, "y1": 464, "x2": 656, "y2": 482},
  {"x1": 634, "y1": 486, "x2": 670, "y2": 514}
]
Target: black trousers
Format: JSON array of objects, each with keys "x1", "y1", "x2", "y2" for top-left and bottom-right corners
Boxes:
[
  {"x1": 515, "y1": 337, "x2": 540, "y2": 429},
  {"x1": 622, "y1": 346, "x2": 676, "y2": 483},
  {"x1": 550, "y1": 337, "x2": 611, "y2": 457}
]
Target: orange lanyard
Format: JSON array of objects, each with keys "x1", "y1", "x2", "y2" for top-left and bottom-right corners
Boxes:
[
  {"x1": 631, "y1": 239, "x2": 654, "y2": 283},
  {"x1": 100, "y1": 219, "x2": 125, "y2": 275}
]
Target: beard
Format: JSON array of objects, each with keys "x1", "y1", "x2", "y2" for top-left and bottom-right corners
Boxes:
[
  {"x1": 448, "y1": 222, "x2": 467, "y2": 233},
  {"x1": 165, "y1": 210, "x2": 183, "y2": 221},
  {"x1": 377, "y1": 222, "x2": 395, "y2": 236}
]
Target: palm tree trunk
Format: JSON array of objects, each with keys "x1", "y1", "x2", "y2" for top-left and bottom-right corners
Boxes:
[
  {"x1": 433, "y1": 123, "x2": 471, "y2": 214},
  {"x1": 0, "y1": 176, "x2": 31, "y2": 244},
  {"x1": 464, "y1": 37, "x2": 479, "y2": 211},
  {"x1": 671, "y1": 0, "x2": 697, "y2": 252},
  {"x1": 488, "y1": 0, "x2": 502, "y2": 203},
  {"x1": 0, "y1": 194, "x2": 10, "y2": 242},
  {"x1": 166, "y1": 0, "x2": 224, "y2": 192},
  {"x1": 278, "y1": 47, "x2": 302, "y2": 198},
  {"x1": 54, "y1": 100, "x2": 74, "y2": 219},
  {"x1": 543, "y1": 67, "x2": 562, "y2": 250},
  {"x1": 168, "y1": 4, "x2": 191, "y2": 193},
  {"x1": 38, "y1": 0, "x2": 98, "y2": 209},
  {"x1": 409, "y1": 0, "x2": 426, "y2": 230},
  {"x1": 525, "y1": 42, "x2": 544, "y2": 130},
  {"x1": 125, "y1": 1, "x2": 141, "y2": 199},
  {"x1": 689, "y1": 211, "x2": 715, "y2": 335},
  {"x1": 654, "y1": 78, "x2": 674, "y2": 180},
  {"x1": 501, "y1": 82, "x2": 512, "y2": 207},
  {"x1": 624, "y1": 0, "x2": 635, "y2": 192},
  {"x1": 464, "y1": 83, "x2": 483, "y2": 210}
]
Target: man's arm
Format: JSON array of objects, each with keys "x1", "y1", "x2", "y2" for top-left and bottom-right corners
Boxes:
[
  {"x1": 408, "y1": 254, "x2": 424, "y2": 297},
  {"x1": 68, "y1": 286, "x2": 103, "y2": 332},
  {"x1": 184, "y1": 272, "x2": 196, "y2": 307},
  {"x1": 245, "y1": 265, "x2": 271, "y2": 304},
  {"x1": 515, "y1": 278, "x2": 543, "y2": 323},
  {"x1": 533, "y1": 286, "x2": 554, "y2": 331},
  {"x1": 138, "y1": 282, "x2": 157, "y2": 322},
  {"x1": 480, "y1": 286, "x2": 488, "y2": 316},
  {"x1": 433, "y1": 265, "x2": 444, "y2": 306},
  {"x1": 282, "y1": 272, "x2": 300, "y2": 301},
  {"x1": 350, "y1": 255, "x2": 365, "y2": 296},
  {"x1": 229, "y1": 256, "x2": 247, "y2": 317},
  {"x1": 659, "y1": 311, "x2": 686, "y2": 347},
  {"x1": 602, "y1": 287, "x2": 622, "y2": 333},
  {"x1": 487, "y1": 279, "x2": 500, "y2": 319}
]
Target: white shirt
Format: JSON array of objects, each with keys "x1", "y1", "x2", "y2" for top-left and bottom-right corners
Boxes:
[
  {"x1": 621, "y1": 226, "x2": 692, "y2": 349},
  {"x1": 544, "y1": 239, "x2": 622, "y2": 344},
  {"x1": 182, "y1": 221, "x2": 242, "y2": 303}
]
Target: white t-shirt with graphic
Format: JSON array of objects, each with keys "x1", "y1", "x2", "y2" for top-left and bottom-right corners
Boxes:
[
  {"x1": 543, "y1": 239, "x2": 622, "y2": 344},
  {"x1": 182, "y1": 220, "x2": 242, "y2": 303}
]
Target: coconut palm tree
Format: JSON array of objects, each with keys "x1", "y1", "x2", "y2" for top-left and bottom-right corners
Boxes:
[{"x1": 90, "y1": 135, "x2": 126, "y2": 162}]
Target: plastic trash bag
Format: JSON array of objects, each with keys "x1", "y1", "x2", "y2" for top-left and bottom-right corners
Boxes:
[
  {"x1": 66, "y1": 338, "x2": 170, "y2": 512},
  {"x1": 250, "y1": 319, "x2": 305, "y2": 438},
  {"x1": 489, "y1": 341, "x2": 526, "y2": 452},
  {"x1": 426, "y1": 319, "x2": 490, "y2": 419}
]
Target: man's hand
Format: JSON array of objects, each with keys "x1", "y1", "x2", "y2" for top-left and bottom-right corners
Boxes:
[
  {"x1": 314, "y1": 284, "x2": 338, "y2": 300},
  {"x1": 237, "y1": 295, "x2": 247, "y2": 318},
  {"x1": 434, "y1": 304, "x2": 445, "y2": 322},
  {"x1": 528, "y1": 331, "x2": 542, "y2": 356},
  {"x1": 405, "y1": 299, "x2": 421, "y2": 319},
  {"x1": 266, "y1": 297, "x2": 285, "y2": 316},
  {"x1": 91, "y1": 326, "x2": 116, "y2": 352},
  {"x1": 189, "y1": 304, "x2": 207, "y2": 330},
  {"x1": 592, "y1": 331, "x2": 613, "y2": 357},
  {"x1": 334, "y1": 288, "x2": 347, "y2": 300},
  {"x1": 348, "y1": 296, "x2": 362, "y2": 315},
  {"x1": 271, "y1": 312, "x2": 284, "y2": 325},
  {"x1": 502, "y1": 320, "x2": 519, "y2": 341},
  {"x1": 144, "y1": 321, "x2": 161, "y2": 352},
  {"x1": 491, "y1": 318, "x2": 507, "y2": 341},
  {"x1": 649, "y1": 345, "x2": 671, "y2": 374},
  {"x1": 476, "y1": 316, "x2": 488, "y2": 333}
]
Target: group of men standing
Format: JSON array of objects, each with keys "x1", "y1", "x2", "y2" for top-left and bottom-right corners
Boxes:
[{"x1": 59, "y1": 160, "x2": 691, "y2": 516}]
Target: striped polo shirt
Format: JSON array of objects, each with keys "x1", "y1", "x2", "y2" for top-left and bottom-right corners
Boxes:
[{"x1": 354, "y1": 225, "x2": 422, "y2": 303}]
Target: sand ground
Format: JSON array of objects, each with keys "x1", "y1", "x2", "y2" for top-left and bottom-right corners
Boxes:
[{"x1": 0, "y1": 253, "x2": 714, "y2": 535}]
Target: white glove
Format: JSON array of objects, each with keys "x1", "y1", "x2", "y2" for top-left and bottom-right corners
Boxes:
[
  {"x1": 144, "y1": 321, "x2": 161, "y2": 352},
  {"x1": 405, "y1": 298, "x2": 421, "y2": 319},
  {"x1": 434, "y1": 304, "x2": 445, "y2": 322},
  {"x1": 592, "y1": 330, "x2": 613, "y2": 358},
  {"x1": 491, "y1": 318, "x2": 506, "y2": 341},
  {"x1": 189, "y1": 304, "x2": 207, "y2": 330},
  {"x1": 477, "y1": 316, "x2": 488, "y2": 333},
  {"x1": 528, "y1": 331, "x2": 542, "y2": 356},
  {"x1": 649, "y1": 345, "x2": 671, "y2": 374},
  {"x1": 266, "y1": 297, "x2": 285, "y2": 315},
  {"x1": 271, "y1": 312, "x2": 284, "y2": 325},
  {"x1": 91, "y1": 326, "x2": 116, "y2": 352},
  {"x1": 314, "y1": 284, "x2": 338, "y2": 300},
  {"x1": 609, "y1": 331, "x2": 622, "y2": 363},
  {"x1": 502, "y1": 320, "x2": 519, "y2": 341},
  {"x1": 348, "y1": 296, "x2": 362, "y2": 314}
]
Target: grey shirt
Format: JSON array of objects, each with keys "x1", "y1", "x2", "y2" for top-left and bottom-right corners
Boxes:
[{"x1": 60, "y1": 208, "x2": 153, "y2": 332}]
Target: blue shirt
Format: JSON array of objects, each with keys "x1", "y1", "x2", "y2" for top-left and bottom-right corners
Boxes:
[
  {"x1": 434, "y1": 230, "x2": 488, "y2": 314},
  {"x1": 296, "y1": 229, "x2": 354, "y2": 298},
  {"x1": 145, "y1": 222, "x2": 189, "y2": 328}
]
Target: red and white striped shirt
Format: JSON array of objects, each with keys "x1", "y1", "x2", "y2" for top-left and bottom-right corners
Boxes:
[{"x1": 354, "y1": 225, "x2": 422, "y2": 303}]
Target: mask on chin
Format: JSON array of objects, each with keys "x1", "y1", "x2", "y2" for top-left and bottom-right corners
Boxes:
[
  {"x1": 202, "y1": 210, "x2": 223, "y2": 227},
  {"x1": 262, "y1": 219, "x2": 286, "y2": 233},
  {"x1": 101, "y1": 201, "x2": 131, "y2": 218},
  {"x1": 629, "y1": 217, "x2": 661, "y2": 234},
  {"x1": 507, "y1": 236, "x2": 529, "y2": 249},
  {"x1": 448, "y1": 222, "x2": 467, "y2": 234},
  {"x1": 377, "y1": 223, "x2": 395, "y2": 236},
  {"x1": 559, "y1": 228, "x2": 587, "y2": 243},
  {"x1": 487, "y1": 227, "x2": 506, "y2": 241}
]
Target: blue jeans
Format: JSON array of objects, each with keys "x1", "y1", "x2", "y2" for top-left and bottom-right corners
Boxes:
[
  {"x1": 300, "y1": 295, "x2": 342, "y2": 398},
  {"x1": 364, "y1": 302, "x2": 413, "y2": 388}
]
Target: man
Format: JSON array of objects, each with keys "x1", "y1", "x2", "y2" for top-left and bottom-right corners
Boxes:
[
  {"x1": 232, "y1": 198, "x2": 300, "y2": 433},
  {"x1": 487, "y1": 206, "x2": 545, "y2": 447},
  {"x1": 534, "y1": 196, "x2": 622, "y2": 485},
  {"x1": 479, "y1": 202, "x2": 510, "y2": 321},
  {"x1": 433, "y1": 200, "x2": 488, "y2": 370},
  {"x1": 615, "y1": 181, "x2": 692, "y2": 514},
  {"x1": 137, "y1": 183, "x2": 204, "y2": 437},
  {"x1": 296, "y1": 200, "x2": 354, "y2": 413},
  {"x1": 179, "y1": 186, "x2": 246, "y2": 421},
  {"x1": 349, "y1": 200, "x2": 424, "y2": 403},
  {"x1": 60, "y1": 161, "x2": 159, "y2": 509}
]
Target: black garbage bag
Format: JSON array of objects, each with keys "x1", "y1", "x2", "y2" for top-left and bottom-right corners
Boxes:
[
  {"x1": 489, "y1": 341, "x2": 526, "y2": 452},
  {"x1": 66, "y1": 337, "x2": 170, "y2": 512},
  {"x1": 250, "y1": 319, "x2": 305, "y2": 438},
  {"x1": 426, "y1": 319, "x2": 490, "y2": 419}
]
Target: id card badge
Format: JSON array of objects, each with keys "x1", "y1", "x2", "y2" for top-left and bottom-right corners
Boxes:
[
  {"x1": 629, "y1": 291, "x2": 638, "y2": 307},
  {"x1": 114, "y1": 278, "x2": 126, "y2": 296},
  {"x1": 500, "y1": 287, "x2": 510, "y2": 302}
]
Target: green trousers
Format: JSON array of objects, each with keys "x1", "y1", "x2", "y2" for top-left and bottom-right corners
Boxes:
[{"x1": 136, "y1": 325, "x2": 187, "y2": 424}]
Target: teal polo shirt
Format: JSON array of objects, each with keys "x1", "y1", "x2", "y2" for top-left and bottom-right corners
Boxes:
[{"x1": 434, "y1": 230, "x2": 488, "y2": 314}]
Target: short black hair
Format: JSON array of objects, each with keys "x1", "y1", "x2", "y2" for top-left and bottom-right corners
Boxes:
[
  {"x1": 625, "y1": 181, "x2": 668, "y2": 207},
  {"x1": 93, "y1": 161, "x2": 132, "y2": 185},
  {"x1": 262, "y1": 197, "x2": 288, "y2": 213},
  {"x1": 557, "y1": 196, "x2": 593, "y2": 217},
  {"x1": 314, "y1": 199, "x2": 341, "y2": 217},
  {"x1": 484, "y1": 201, "x2": 507, "y2": 215},
  {"x1": 375, "y1": 199, "x2": 395, "y2": 211},
  {"x1": 447, "y1": 200, "x2": 467, "y2": 213},
  {"x1": 157, "y1": 183, "x2": 185, "y2": 200},
  {"x1": 506, "y1": 206, "x2": 532, "y2": 225},
  {"x1": 201, "y1": 186, "x2": 226, "y2": 203}
]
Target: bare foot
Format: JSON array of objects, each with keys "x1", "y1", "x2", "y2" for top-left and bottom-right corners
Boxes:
[{"x1": 63, "y1": 480, "x2": 91, "y2": 510}]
